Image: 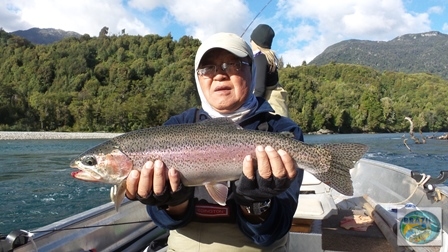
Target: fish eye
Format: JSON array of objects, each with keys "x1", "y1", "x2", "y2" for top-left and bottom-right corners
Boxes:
[{"x1": 82, "y1": 156, "x2": 97, "y2": 166}]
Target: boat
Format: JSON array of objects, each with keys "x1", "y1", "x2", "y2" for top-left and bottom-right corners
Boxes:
[{"x1": 2, "y1": 158, "x2": 448, "y2": 252}]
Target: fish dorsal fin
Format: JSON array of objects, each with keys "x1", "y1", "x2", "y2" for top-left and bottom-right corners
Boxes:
[
  {"x1": 204, "y1": 183, "x2": 229, "y2": 206},
  {"x1": 198, "y1": 118, "x2": 243, "y2": 130},
  {"x1": 279, "y1": 131, "x2": 295, "y2": 138}
]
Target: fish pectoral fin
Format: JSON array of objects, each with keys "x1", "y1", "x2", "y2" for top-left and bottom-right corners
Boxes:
[
  {"x1": 110, "y1": 181, "x2": 126, "y2": 211},
  {"x1": 204, "y1": 183, "x2": 228, "y2": 206}
]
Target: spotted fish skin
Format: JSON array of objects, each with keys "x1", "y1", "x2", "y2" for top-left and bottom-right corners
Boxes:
[{"x1": 70, "y1": 118, "x2": 368, "y2": 209}]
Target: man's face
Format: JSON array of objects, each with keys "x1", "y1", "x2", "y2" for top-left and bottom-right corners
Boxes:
[{"x1": 197, "y1": 48, "x2": 251, "y2": 114}]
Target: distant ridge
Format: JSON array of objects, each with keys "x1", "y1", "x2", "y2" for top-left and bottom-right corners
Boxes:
[
  {"x1": 309, "y1": 31, "x2": 448, "y2": 80},
  {"x1": 11, "y1": 27, "x2": 81, "y2": 45}
]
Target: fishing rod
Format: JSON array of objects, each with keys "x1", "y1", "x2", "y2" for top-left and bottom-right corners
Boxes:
[
  {"x1": 240, "y1": 0, "x2": 273, "y2": 37},
  {"x1": 18, "y1": 220, "x2": 154, "y2": 234}
]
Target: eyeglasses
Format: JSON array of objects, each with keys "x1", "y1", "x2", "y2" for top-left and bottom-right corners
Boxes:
[{"x1": 197, "y1": 61, "x2": 250, "y2": 78}]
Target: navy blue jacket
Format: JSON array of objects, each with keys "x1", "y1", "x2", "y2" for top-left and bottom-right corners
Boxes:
[{"x1": 147, "y1": 98, "x2": 304, "y2": 246}]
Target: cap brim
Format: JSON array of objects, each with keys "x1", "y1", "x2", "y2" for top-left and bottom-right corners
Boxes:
[{"x1": 195, "y1": 33, "x2": 253, "y2": 69}]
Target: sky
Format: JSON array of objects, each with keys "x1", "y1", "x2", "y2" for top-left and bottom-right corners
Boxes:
[{"x1": 1, "y1": 0, "x2": 447, "y2": 66}]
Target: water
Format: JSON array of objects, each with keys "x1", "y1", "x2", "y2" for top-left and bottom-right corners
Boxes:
[
  {"x1": 304, "y1": 133, "x2": 448, "y2": 177},
  {"x1": 0, "y1": 139, "x2": 111, "y2": 236},
  {"x1": 0, "y1": 133, "x2": 447, "y2": 235}
]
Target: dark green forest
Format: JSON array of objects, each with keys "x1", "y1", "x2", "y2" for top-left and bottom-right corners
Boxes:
[{"x1": 1, "y1": 29, "x2": 447, "y2": 133}]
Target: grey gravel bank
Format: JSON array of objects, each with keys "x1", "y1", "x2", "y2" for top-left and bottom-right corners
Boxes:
[{"x1": 0, "y1": 131, "x2": 123, "y2": 140}]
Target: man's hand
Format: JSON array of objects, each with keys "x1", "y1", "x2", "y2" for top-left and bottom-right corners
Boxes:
[
  {"x1": 125, "y1": 160, "x2": 194, "y2": 214},
  {"x1": 244, "y1": 145, "x2": 296, "y2": 181},
  {"x1": 233, "y1": 145, "x2": 297, "y2": 208}
]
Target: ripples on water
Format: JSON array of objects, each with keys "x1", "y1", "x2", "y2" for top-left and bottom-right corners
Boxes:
[
  {"x1": 0, "y1": 133, "x2": 447, "y2": 235},
  {"x1": 305, "y1": 133, "x2": 448, "y2": 179},
  {"x1": 0, "y1": 139, "x2": 111, "y2": 235}
]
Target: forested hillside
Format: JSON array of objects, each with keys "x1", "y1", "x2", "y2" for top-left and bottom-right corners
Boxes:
[
  {"x1": 1, "y1": 29, "x2": 447, "y2": 133},
  {"x1": 0, "y1": 29, "x2": 201, "y2": 132},
  {"x1": 281, "y1": 63, "x2": 447, "y2": 133},
  {"x1": 310, "y1": 31, "x2": 448, "y2": 80}
]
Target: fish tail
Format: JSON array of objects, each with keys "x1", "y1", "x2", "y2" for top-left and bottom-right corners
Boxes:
[{"x1": 313, "y1": 143, "x2": 368, "y2": 195}]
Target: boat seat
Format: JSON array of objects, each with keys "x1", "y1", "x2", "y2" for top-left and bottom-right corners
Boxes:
[{"x1": 294, "y1": 171, "x2": 338, "y2": 220}]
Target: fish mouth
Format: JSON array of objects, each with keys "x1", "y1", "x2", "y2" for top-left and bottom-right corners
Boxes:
[
  {"x1": 70, "y1": 162, "x2": 102, "y2": 182},
  {"x1": 71, "y1": 170, "x2": 86, "y2": 178},
  {"x1": 71, "y1": 169, "x2": 102, "y2": 182},
  {"x1": 70, "y1": 168, "x2": 102, "y2": 181}
]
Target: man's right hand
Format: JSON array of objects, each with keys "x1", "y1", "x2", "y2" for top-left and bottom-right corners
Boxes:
[{"x1": 125, "y1": 160, "x2": 193, "y2": 215}]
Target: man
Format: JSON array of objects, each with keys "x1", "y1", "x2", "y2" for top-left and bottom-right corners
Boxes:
[{"x1": 126, "y1": 33, "x2": 304, "y2": 251}]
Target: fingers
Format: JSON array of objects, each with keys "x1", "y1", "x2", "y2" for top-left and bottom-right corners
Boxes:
[
  {"x1": 126, "y1": 160, "x2": 183, "y2": 202},
  {"x1": 125, "y1": 169, "x2": 140, "y2": 199},
  {"x1": 152, "y1": 160, "x2": 166, "y2": 195},
  {"x1": 264, "y1": 146, "x2": 286, "y2": 178},
  {"x1": 168, "y1": 168, "x2": 182, "y2": 192},
  {"x1": 137, "y1": 160, "x2": 182, "y2": 195},
  {"x1": 255, "y1": 145, "x2": 296, "y2": 180},
  {"x1": 138, "y1": 161, "x2": 154, "y2": 197},
  {"x1": 126, "y1": 160, "x2": 171, "y2": 199},
  {"x1": 243, "y1": 155, "x2": 255, "y2": 180},
  {"x1": 256, "y1": 145, "x2": 272, "y2": 179},
  {"x1": 278, "y1": 149, "x2": 297, "y2": 179}
]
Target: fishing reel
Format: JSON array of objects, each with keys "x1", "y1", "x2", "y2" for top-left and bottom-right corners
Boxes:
[{"x1": 0, "y1": 230, "x2": 29, "y2": 252}]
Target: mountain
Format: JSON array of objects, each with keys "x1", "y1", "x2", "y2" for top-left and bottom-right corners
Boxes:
[
  {"x1": 309, "y1": 31, "x2": 448, "y2": 80},
  {"x1": 11, "y1": 27, "x2": 81, "y2": 45}
]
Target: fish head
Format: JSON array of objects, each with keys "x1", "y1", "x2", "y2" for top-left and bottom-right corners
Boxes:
[{"x1": 70, "y1": 141, "x2": 133, "y2": 185}]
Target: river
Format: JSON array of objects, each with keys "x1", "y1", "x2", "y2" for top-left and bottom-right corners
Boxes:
[{"x1": 0, "y1": 132, "x2": 446, "y2": 235}]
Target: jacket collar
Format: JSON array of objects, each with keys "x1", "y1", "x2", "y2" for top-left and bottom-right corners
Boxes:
[{"x1": 197, "y1": 97, "x2": 273, "y2": 121}]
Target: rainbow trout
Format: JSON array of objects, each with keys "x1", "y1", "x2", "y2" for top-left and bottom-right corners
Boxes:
[{"x1": 70, "y1": 118, "x2": 368, "y2": 210}]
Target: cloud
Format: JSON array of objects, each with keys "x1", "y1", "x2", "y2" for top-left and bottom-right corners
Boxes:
[
  {"x1": 0, "y1": 0, "x2": 439, "y2": 67},
  {"x1": 128, "y1": 0, "x2": 251, "y2": 41},
  {"x1": 274, "y1": 0, "x2": 432, "y2": 65},
  {"x1": 128, "y1": 0, "x2": 164, "y2": 11},
  {"x1": 0, "y1": 1, "x2": 31, "y2": 31},
  {"x1": 2, "y1": 0, "x2": 152, "y2": 36},
  {"x1": 428, "y1": 6, "x2": 444, "y2": 14},
  {"x1": 443, "y1": 23, "x2": 448, "y2": 32},
  {"x1": 1, "y1": 0, "x2": 252, "y2": 40}
]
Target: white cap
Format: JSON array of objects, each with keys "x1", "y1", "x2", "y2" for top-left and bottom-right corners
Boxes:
[{"x1": 195, "y1": 32, "x2": 253, "y2": 69}]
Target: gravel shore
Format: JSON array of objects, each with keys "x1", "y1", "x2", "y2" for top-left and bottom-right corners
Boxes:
[{"x1": 0, "y1": 131, "x2": 123, "y2": 140}]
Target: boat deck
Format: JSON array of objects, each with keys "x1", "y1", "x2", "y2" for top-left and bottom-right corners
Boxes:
[
  {"x1": 321, "y1": 207, "x2": 394, "y2": 251},
  {"x1": 289, "y1": 195, "x2": 395, "y2": 251},
  {"x1": 290, "y1": 197, "x2": 447, "y2": 252},
  {"x1": 288, "y1": 158, "x2": 448, "y2": 252}
]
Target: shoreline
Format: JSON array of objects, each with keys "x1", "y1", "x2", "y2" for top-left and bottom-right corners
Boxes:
[{"x1": 0, "y1": 131, "x2": 123, "y2": 140}]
